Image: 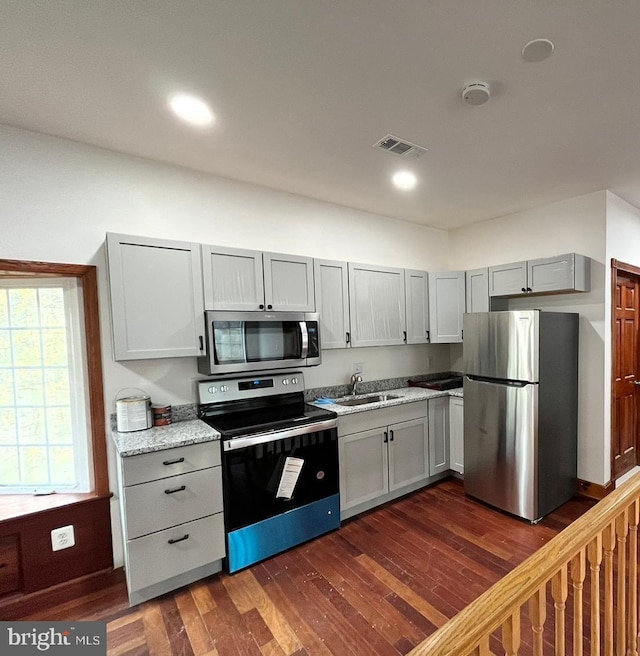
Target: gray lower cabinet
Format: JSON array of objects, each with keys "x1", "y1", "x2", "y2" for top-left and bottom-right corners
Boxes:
[
  {"x1": 428, "y1": 271, "x2": 465, "y2": 343},
  {"x1": 449, "y1": 397, "x2": 464, "y2": 474},
  {"x1": 106, "y1": 233, "x2": 206, "y2": 360},
  {"x1": 338, "y1": 403, "x2": 429, "y2": 518},
  {"x1": 314, "y1": 259, "x2": 351, "y2": 349},
  {"x1": 202, "y1": 244, "x2": 315, "y2": 312},
  {"x1": 428, "y1": 396, "x2": 450, "y2": 475},
  {"x1": 117, "y1": 441, "x2": 225, "y2": 605}
]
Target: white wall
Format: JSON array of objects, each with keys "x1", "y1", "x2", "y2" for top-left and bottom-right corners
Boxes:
[
  {"x1": 1, "y1": 124, "x2": 450, "y2": 566},
  {"x1": 448, "y1": 191, "x2": 608, "y2": 484}
]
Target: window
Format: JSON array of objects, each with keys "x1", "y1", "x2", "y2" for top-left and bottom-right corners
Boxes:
[
  {"x1": 0, "y1": 277, "x2": 92, "y2": 493},
  {"x1": 0, "y1": 260, "x2": 109, "y2": 505}
]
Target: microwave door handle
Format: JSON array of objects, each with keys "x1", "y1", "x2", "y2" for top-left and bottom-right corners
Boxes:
[{"x1": 299, "y1": 321, "x2": 309, "y2": 359}]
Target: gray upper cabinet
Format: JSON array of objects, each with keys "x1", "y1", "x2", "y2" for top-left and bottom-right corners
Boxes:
[
  {"x1": 202, "y1": 245, "x2": 315, "y2": 312},
  {"x1": 405, "y1": 270, "x2": 430, "y2": 344},
  {"x1": 489, "y1": 253, "x2": 590, "y2": 297},
  {"x1": 428, "y1": 271, "x2": 465, "y2": 343},
  {"x1": 314, "y1": 259, "x2": 351, "y2": 349},
  {"x1": 106, "y1": 233, "x2": 205, "y2": 360},
  {"x1": 465, "y1": 268, "x2": 490, "y2": 313},
  {"x1": 202, "y1": 246, "x2": 264, "y2": 311},
  {"x1": 348, "y1": 263, "x2": 406, "y2": 347},
  {"x1": 488, "y1": 261, "x2": 527, "y2": 297}
]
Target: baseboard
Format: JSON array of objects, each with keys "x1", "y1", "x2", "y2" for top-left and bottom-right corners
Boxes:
[
  {"x1": 577, "y1": 478, "x2": 614, "y2": 500},
  {"x1": 0, "y1": 567, "x2": 125, "y2": 620}
]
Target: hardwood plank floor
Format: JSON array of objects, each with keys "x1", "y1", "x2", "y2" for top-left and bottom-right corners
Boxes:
[{"x1": 19, "y1": 479, "x2": 595, "y2": 655}]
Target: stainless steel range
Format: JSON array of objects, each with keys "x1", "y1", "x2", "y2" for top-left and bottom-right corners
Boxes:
[{"x1": 197, "y1": 371, "x2": 339, "y2": 573}]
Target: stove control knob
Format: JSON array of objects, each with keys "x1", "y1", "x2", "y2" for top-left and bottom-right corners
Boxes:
[
  {"x1": 208, "y1": 385, "x2": 217, "y2": 394},
  {"x1": 282, "y1": 379, "x2": 289, "y2": 385},
  {"x1": 220, "y1": 385, "x2": 229, "y2": 392},
  {"x1": 291, "y1": 377, "x2": 298, "y2": 385}
]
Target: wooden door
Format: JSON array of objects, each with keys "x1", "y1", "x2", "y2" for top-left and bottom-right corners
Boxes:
[{"x1": 612, "y1": 266, "x2": 640, "y2": 478}]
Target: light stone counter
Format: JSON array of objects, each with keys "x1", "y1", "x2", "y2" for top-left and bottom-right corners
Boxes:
[
  {"x1": 112, "y1": 419, "x2": 220, "y2": 457},
  {"x1": 312, "y1": 386, "x2": 463, "y2": 416}
]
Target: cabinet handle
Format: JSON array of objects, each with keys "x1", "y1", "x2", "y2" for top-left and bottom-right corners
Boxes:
[
  {"x1": 389, "y1": 430, "x2": 394, "y2": 442},
  {"x1": 346, "y1": 331, "x2": 350, "y2": 344},
  {"x1": 198, "y1": 335, "x2": 204, "y2": 351},
  {"x1": 521, "y1": 287, "x2": 527, "y2": 293},
  {"x1": 403, "y1": 331, "x2": 407, "y2": 343},
  {"x1": 164, "y1": 485, "x2": 186, "y2": 495},
  {"x1": 259, "y1": 304, "x2": 265, "y2": 309},
  {"x1": 527, "y1": 287, "x2": 532, "y2": 292},
  {"x1": 383, "y1": 431, "x2": 388, "y2": 444},
  {"x1": 267, "y1": 304, "x2": 273, "y2": 310},
  {"x1": 426, "y1": 330, "x2": 430, "y2": 343},
  {"x1": 168, "y1": 534, "x2": 190, "y2": 545},
  {"x1": 162, "y1": 457, "x2": 185, "y2": 466}
]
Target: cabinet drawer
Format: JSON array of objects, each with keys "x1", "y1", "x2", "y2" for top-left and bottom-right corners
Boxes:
[
  {"x1": 338, "y1": 401, "x2": 426, "y2": 437},
  {"x1": 124, "y1": 467, "x2": 223, "y2": 539},
  {"x1": 127, "y1": 513, "x2": 225, "y2": 593},
  {"x1": 0, "y1": 535, "x2": 21, "y2": 596},
  {"x1": 121, "y1": 441, "x2": 221, "y2": 486}
]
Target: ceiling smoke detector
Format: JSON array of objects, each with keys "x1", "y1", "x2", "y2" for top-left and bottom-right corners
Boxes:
[{"x1": 461, "y1": 81, "x2": 491, "y2": 106}]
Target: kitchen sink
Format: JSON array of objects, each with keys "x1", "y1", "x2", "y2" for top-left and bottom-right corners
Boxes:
[{"x1": 335, "y1": 393, "x2": 400, "y2": 406}]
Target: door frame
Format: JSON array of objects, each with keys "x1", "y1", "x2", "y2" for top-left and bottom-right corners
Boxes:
[{"x1": 610, "y1": 258, "x2": 640, "y2": 480}]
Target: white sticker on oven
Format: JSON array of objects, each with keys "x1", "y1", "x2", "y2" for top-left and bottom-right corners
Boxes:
[{"x1": 276, "y1": 457, "x2": 304, "y2": 499}]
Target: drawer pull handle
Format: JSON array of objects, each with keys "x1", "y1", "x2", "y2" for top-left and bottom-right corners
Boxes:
[
  {"x1": 162, "y1": 457, "x2": 185, "y2": 466},
  {"x1": 168, "y1": 534, "x2": 190, "y2": 545},
  {"x1": 164, "y1": 485, "x2": 186, "y2": 495}
]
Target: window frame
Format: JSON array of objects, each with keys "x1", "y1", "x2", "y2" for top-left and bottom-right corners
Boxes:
[{"x1": 0, "y1": 259, "x2": 108, "y2": 497}]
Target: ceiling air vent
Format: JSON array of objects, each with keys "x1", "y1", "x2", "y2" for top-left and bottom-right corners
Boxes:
[{"x1": 373, "y1": 134, "x2": 428, "y2": 158}]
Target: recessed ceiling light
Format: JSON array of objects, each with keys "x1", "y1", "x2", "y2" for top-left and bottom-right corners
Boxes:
[
  {"x1": 522, "y1": 38, "x2": 555, "y2": 63},
  {"x1": 392, "y1": 170, "x2": 417, "y2": 191},
  {"x1": 168, "y1": 94, "x2": 214, "y2": 127}
]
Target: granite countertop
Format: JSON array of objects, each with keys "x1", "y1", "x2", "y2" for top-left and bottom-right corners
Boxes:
[
  {"x1": 313, "y1": 386, "x2": 463, "y2": 416},
  {"x1": 112, "y1": 419, "x2": 220, "y2": 457}
]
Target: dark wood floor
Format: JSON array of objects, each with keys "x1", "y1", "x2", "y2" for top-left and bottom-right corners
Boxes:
[{"x1": 21, "y1": 479, "x2": 596, "y2": 656}]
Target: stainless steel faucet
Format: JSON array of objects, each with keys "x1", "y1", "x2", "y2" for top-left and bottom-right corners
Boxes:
[{"x1": 350, "y1": 373, "x2": 363, "y2": 396}]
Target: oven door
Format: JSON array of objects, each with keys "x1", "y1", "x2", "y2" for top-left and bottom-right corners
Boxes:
[
  {"x1": 202, "y1": 311, "x2": 320, "y2": 375},
  {"x1": 221, "y1": 420, "x2": 339, "y2": 572}
]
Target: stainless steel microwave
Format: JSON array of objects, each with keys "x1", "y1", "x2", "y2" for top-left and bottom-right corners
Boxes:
[{"x1": 197, "y1": 311, "x2": 322, "y2": 375}]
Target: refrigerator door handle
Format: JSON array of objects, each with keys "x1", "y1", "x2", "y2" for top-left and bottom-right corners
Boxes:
[{"x1": 465, "y1": 374, "x2": 532, "y2": 388}]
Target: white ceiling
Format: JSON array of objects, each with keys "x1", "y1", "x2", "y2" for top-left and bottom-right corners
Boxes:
[{"x1": 2, "y1": 1, "x2": 640, "y2": 230}]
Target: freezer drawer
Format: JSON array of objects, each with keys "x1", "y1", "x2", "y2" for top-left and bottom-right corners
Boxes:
[{"x1": 464, "y1": 376, "x2": 539, "y2": 521}]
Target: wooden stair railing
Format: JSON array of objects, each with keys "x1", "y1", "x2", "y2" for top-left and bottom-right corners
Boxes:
[{"x1": 408, "y1": 473, "x2": 640, "y2": 656}]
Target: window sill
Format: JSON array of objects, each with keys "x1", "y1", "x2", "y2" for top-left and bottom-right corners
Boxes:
[{"x1": 0, "y1": 492, "x2": 112, "y2": 525}]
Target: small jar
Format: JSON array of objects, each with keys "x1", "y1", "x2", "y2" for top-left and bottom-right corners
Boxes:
[{"x1": 152, "y1": 404, "x2": 172, "y2": 427}]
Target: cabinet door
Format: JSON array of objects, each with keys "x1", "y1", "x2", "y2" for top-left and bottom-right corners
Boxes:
[
  {"x1": 449, "y1": 397, "x2": 464, "y2": 474},
  {"x1": 428, "y1": 396, "x2": 450, "y2": 475},
  {"x1": 527, "y1": 253, "x2": 579, "y2": 293},
  {"x1": 465, "y1": 268, "x2": 489, "y2": 313},
  {"x1": 488, "y1": 261, "x2": 527, "y2": 296},
  {"x1": 107, "y1": 233, "x2": 205, "y2": 360},
  {"x1": 405, "y1": 270, "x2": 430, "y2": 344},
  {"x1": 388, "y1": 417, "x2": 429, "y2": 491},
  {"x1": 348, "y1": 263, "x2": 406, "y2": 347},
  {"x1": 314, "y1": 259, "x2": 350, "y2": 349},
  {"x1": 202, "y1": 245, "x2": 265, "y2": 311},
  {"x1": 428, "y1": 271, "x2": 465, "y2": 343},
  {"x1": 263, "y1": 252, "x2": 315, "y2": 311},
  {"x1": 338, "y1": 428, "x2": 389, "y2": 511}
]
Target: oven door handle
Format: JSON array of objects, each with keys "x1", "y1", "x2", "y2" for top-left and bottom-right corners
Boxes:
[
  {"x1": 222, "y1": 418, "x2": 337, "y2": 451},
  {"x1": 299, "y1": 321, "x2": 309, "y2": 359}
]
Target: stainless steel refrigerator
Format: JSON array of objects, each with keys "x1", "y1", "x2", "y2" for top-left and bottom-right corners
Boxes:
[{"x1": 463, "y1": 310, "x2": 579, "y2": 522}]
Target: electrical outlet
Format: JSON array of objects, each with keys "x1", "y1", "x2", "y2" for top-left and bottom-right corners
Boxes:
[
  {"x1": 352, "y1": 363, "x2": 364, "y2": 375},
  {"x1": 51, "y1": 525, "x2": 75, "y2": 552}
]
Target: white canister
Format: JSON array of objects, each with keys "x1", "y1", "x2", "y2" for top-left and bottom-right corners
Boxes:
[{"x1": 115, "y1": 390, "x2": 153, "y2": 432}]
